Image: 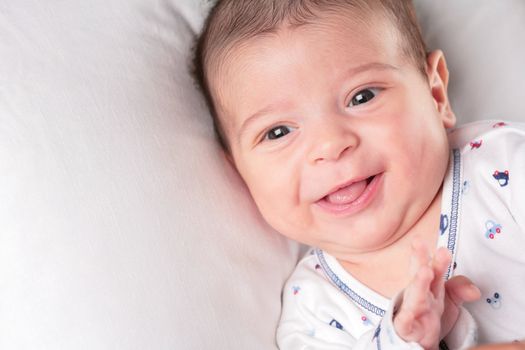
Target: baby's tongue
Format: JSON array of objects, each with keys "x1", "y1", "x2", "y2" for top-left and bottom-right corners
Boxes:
[{"x1": 325, "y1": 180, "x2": 367, "y2": 204}]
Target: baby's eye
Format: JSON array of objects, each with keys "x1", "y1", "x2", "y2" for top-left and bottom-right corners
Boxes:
[
  {"x1": 348, "y1": 88, "x2": 380, "y2": 107},
  {"x1": 263, "y1": 125, "x2": 294, "y2": 141}
]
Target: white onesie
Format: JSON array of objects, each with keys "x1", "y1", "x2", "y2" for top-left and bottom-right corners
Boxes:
[{"x1": 277, "y1": 121, "x2": 525, "y2": 349}]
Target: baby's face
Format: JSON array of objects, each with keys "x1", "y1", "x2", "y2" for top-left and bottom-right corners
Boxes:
[{"x1": 212, "y1": 12, "x2": 455, "y2": 256}]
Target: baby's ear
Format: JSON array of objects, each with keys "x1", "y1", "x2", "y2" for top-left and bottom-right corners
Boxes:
[{"x1": 426, "y1": 50, "x2": 456, "y2": 129}]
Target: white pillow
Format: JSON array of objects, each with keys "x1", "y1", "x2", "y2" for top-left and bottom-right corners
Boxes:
[
  {"x1": 0, "y1": 1, "x2": 300, "y2": 349},
  {"x1": 1, "y1": 1, "x2": 523, "y2": 349},
  {"x1": 414, "y1": 0, "x2": 525, "y2": 124}
]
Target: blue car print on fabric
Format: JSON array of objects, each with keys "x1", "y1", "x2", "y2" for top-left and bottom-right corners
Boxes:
[{"x1": 485, "y1": 220, "x2": 502, "y2": 239}]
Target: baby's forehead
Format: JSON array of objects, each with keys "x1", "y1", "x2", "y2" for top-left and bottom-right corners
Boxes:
[
  {"x1": 212, "y1": 10, "x2": 396, "y2": 78},
  {"x1": 214, "y1": 6, "x2": 395, "y2": 64}
]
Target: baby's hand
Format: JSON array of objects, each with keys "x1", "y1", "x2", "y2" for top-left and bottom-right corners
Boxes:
[
  {"x1": 393, "y1": 241, "x2": 451, "y2": 350},
  {"x1": 441, "y1": 274, "x2": 481, "y2": 338}
]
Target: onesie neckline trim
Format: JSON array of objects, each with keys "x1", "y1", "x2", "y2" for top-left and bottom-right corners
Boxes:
[{"x1": 315, "y1": 248, "x2": 387, "y2": 317}]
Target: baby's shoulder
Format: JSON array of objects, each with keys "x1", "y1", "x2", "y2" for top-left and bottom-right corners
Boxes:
[
  {"x1": 448, "y1": 120, "x2": 525, "y2": 152},
  {"x1": 285, "y1": 248, "x2": 328, "y2": 288},
  {"x1": 282, "y1": 249, "x2": 345, "y2": 306}
]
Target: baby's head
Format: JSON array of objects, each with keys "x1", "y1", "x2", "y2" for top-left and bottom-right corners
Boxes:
[
  {"x1": 193, "y1": 0, "x2": 456, "y2": 256},
  {"x1": 194, "y1": 0, "x2": 431, "y2": 152}
]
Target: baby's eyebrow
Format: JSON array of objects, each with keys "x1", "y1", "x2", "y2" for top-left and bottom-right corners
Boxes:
[{"x1": 343, "y1": 62, "x2": 399, "y2": 77}]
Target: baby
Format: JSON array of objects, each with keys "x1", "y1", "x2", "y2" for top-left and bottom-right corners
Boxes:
[{"x1": 192, "y1": 0, "x2": 525, "y2": 348}]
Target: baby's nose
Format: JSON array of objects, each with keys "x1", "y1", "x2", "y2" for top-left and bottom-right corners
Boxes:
[{"x1": 308, "y1": 122, "x2": 358, "y2": 164}]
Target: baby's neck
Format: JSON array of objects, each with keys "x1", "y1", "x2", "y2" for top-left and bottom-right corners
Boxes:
[{"x1": 337, "y1": 189, "x2": 443, "y2": 298}]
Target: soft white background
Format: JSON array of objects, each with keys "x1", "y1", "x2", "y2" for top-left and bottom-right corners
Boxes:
[{"x1": 0, "y1": 1, "x2": 524, "y2": 349}]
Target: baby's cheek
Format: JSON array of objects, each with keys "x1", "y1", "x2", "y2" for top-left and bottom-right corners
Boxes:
[{"x1": 256, "y1": 200, "x2": 302, "y2": 237}]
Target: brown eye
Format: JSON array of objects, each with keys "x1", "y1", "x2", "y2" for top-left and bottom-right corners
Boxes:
[
  {"x1": 348, "y1": 88, "x2": 379, "y2": 107},
  {"x1": 265, "y1": 125, "x2": 293, "y2": 140}
]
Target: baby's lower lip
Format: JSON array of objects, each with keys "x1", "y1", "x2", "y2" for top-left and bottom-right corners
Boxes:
[{"x1": 315, "y1": 173, "x2": 383, "y2": 216}]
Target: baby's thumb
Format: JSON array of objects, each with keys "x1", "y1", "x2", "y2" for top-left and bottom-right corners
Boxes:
[
  {"x1": 441, "y1": 276, "x2": 480, "y2": 339},
  {"x1": 445, "y1": 275, "x2": 481, "y2": 306}
]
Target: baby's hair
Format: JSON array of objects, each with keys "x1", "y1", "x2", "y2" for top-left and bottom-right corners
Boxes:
[{"x1": 191, "y1": 0, "x2": 428, "y2": 153}]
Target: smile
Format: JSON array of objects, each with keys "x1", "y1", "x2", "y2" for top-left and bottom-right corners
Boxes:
[{"x1": 315, "y1": 173, "x2": 383, "y2": 216}]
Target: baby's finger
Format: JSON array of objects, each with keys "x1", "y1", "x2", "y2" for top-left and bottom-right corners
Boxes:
[
  {"x1": 433, "y1": 247, "x2": 452, "y2": 275},
  {"x1": 405, "y1": 265, "x2": 434, "y2": 311},
  {"x1": 430, "y1": 248, "x2": 452, "y2": 298},
  {"x1": 409, "y1": 238, "x2": 431, "y2": 277},
  {"x1": 394, "y1": 308, "x2": 415, "y2": 337},
  {"x1": 395, "y1": 266, "x2": 434, "y2": 339},
  {"x1": 445, "y1": 275, "x2": 481, "y2": 306}
]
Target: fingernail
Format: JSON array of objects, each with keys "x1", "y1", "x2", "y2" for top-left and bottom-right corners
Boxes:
[{"x1": 469, "y1": 284, "x2": 481, "y2": 296}]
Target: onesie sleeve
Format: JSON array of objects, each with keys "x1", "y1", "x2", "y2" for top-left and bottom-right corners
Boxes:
[{"x1": 276, "y1": 254, "x2": 423, "y2": 350}]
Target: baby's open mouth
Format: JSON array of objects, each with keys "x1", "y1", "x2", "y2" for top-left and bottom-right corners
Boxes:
[
  {"x1": 322, "y1": 175, "x2": 375, "y2": 205},
  {"x1": 315, "y1": 173, "x2": 383, "y2": 216}
]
